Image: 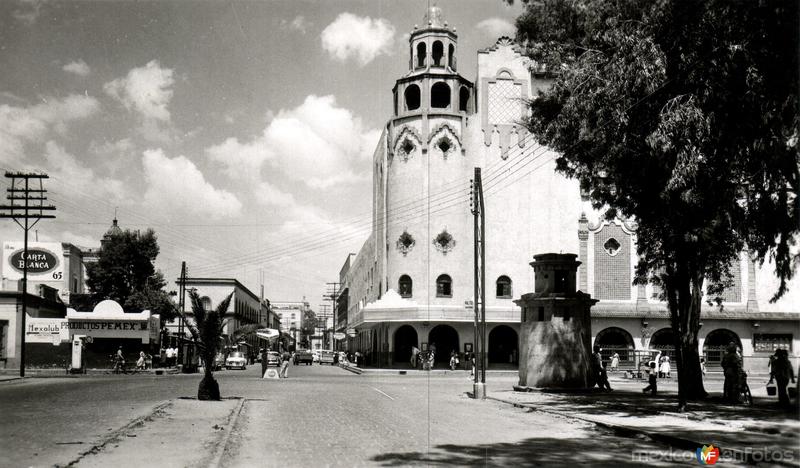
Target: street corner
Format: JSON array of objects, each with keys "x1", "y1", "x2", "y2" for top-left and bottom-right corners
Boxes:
[{"x1": 69, "y1": 398, "x2": 243, "y2": 468}]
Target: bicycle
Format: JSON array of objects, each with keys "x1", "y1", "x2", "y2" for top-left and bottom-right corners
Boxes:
[{"x1": 110, "y1": 354, "x2": 128, "y2": 374}]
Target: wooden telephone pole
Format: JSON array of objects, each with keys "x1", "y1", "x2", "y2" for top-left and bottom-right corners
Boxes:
[
  {"x1": 0, "y1": 173, "x2": 56, "y2": 377},
  {"x1": 470, "y1": 168, "x2": 486, "y2": 398}
]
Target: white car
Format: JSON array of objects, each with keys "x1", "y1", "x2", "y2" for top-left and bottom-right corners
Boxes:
[{"x1": 225, "y1": 351, "x2": 247, "y2": 370}]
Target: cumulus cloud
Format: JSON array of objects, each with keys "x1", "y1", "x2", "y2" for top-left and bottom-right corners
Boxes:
[
  {"x1": 0, "y1": 94, "x2": 100, "y2": 164},
  {"x1": 43, "y1": 141, "x2": 125, "y2": 202},
  {"x1": 206, "y1": 94, "x2": 379, "y2": 188},
  {"x1": 476, "y1": 18, "x2": 516, "y2": 39},
  {"x1": 104, "y1": 61, "x2": 175, "y2": 142},
  {"x1": 280, "y1": 15, "x2": 309, "y2": 34},
  {"x1": 142, "y1": 148, "x2": 242, "y2": 219},
  {"x1": 255, "y1": 181, "x2": 295, "y2": 207},
  {"x1": 321, "y1": 13, "x2": 395, "y2": 66},
  {"x1": 63, "y1": 60, "x2": 91, "y2": 77}
]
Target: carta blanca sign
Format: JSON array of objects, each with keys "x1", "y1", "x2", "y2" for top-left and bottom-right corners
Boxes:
[{"x1": 2, "y1": 242, "x2": 63, "y2": 281}]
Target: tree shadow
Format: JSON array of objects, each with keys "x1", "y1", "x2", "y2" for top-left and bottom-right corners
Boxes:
[{"x1": 372, "y1": 435, "x2": 687, "y2": 467}]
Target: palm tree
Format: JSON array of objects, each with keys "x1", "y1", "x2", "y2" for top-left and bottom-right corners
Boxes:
[{"x1": 179, "y1": 289, "x2": 232, "y2": 400}]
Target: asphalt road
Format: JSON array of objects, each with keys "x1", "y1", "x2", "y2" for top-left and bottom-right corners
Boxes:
[{"x1": 0, "y1": 364, "x2": 701, "y2": 467}]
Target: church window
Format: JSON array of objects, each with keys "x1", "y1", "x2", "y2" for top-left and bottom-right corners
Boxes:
[
  {"x1": 437, "y1": 137, "x2": 451, "y2": 154},
  {"x1": 432, "y1": 41, "x2": 444, "y2": 66},
  {"x1": 399, "y1": 275, "x2": 413, "y2": 298},
  {"x1": 416, "y1": 42, "x2": 426, "y2": 68},
  {"x1": 496, "y1": 276, "x2": 512, "y2": 298},
  {"x1": 405, "y1": 85, "x2": 421, "y2": 111},
  {"x1": 448, "y1": 44, "x2": 455, "y2": 69},
  {"x1": 431, "y1": 82, "x2": 451, "y2": 108},
  {"x1": 459, "y1": 86, "x2": 470, "y2": 112},
  {"x1": 603, "y1": 237, "x2": 621, "y2": 256},
  {"x1": 436, "y1": 274, "x2": 452, "y2": 297}
]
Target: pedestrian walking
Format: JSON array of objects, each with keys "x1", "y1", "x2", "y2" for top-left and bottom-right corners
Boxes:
[
  {"x1": 410, "y1": 345, "x2": 420, "y2": 369},
  {"x1": 136, "y1": 351, "x2": 146, "y2": 370},
  {"x1": 279, "y1": 349, "x2": 291, "y2": 378},
  {"x1": 659, "y1": 356, "x2": 671, "y2": 378},
  {"x1": 642, "y1": 361, "x2": 658, "y2": 395},
  {"x1": 700, "y1": 357, "x2": 706, "y2": 376},
  {"x1": 449, "y1": 351, "x2": 459, "y2": 371},
  {"x1": 592, "y1": 346, "x2": 612, "y2": 391},
  {"x1": 609, "y1": 352, "x2": 620, "y2": 372},
  {"x1": 722, "y1": 342, "x2": 743, "y2": 403},
  {"x1": 768, "y1": 349, "x2": 796, "y2": 408},
  {"x1": 354, "y1": 351, "x2": 361, "y2": 367}
]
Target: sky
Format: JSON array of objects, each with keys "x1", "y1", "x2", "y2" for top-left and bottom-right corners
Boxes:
[{"x1": 0, "y1": 0, "x2": 524, "y2": 306}]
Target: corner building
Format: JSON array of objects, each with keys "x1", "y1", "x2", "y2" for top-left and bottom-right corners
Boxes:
[{"x1": 342, "y1": 7, "x2": 799, "y2": 371}]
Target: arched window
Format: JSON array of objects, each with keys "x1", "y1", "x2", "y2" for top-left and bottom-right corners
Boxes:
[
  {"x1": 201, "y1": 296, "x2": 212, "y2": 311},
  {"x1": 431, "y1": 82, "x2": 451, "y2": 109},
  {"x1": 459, "y1": 86, "x2": 470, "y2": 112},
  {"x1": 496, "y1": 276, "x2": 512, "y2": 298},
  {"x1": 432, "y1": 41, "x2": 444, "y2": 66},
  {"x1": 416, "y1": 42, "x2": 426, "y2": 68},
  {"x1": 405, "y1": 84, "x2": 420, "y2": 111},
  {"x1": 436, "y1": 274, "x2": 452, "y2": 297},
  {"x1": 448, "y1": 44, "x2": 455, "y2": 69},
  {"x1": 399, "y1": 275, "x2": 413, "y2": 298}
]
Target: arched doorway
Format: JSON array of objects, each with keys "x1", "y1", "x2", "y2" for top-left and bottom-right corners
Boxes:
[
  {"x1": 428, "y1": 325, "x2": 459, "y2": 365},
  {"x1": 393, "y1": 325, "x2": 418, "y2": 364},
  {"x1": 594, "y1": 327, "x2": 635, "y2": 365},
  {"x1": 703, "y1": 328, "x2": 741, "y2": 368},
  {"x1": 650, "y1": 328, "x2": 676, "y2": 361},
  {"x1": 488, "y1": 325, "x2": 518, "y2": 366}
]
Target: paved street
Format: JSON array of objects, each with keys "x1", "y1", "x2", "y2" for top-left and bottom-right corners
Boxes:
[{"x1": 2, "y1": 363, "x2": 764, "y2": 467}]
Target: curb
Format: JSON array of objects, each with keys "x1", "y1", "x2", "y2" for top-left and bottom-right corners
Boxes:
[
  {"x1": 487, "y1": 395, "x2": 799, "y2": 468},
  {"x1": 209, "y1": 398, "x2": 246, "y2": 468},
  {"x1": 338, "y1": 364, "x2": 363, "y2": 375}
]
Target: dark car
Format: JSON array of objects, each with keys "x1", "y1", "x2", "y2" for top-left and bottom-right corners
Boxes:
[{"x1": 293, "y1": 349, "x2": 313, "y2": 365}]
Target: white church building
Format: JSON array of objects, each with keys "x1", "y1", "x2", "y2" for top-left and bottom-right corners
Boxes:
[{"x1": 337, "y1": 6, "x2": 799, "y2": 372}]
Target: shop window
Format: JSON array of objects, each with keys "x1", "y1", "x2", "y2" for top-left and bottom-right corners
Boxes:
[
  {"x1": 405, "y1": 85, "x2": 421, "y2": 111},
  {"x1": 753, "y1": 334, "x2": 792, "y2": 352},
  {"x1": 496, "y1": 275, "x2": 512, "y2": 298},
  {"x1": 436, "y1": 274, "x2": 452, "y2": 297},
  {"x1": 399, "y1": 275, "x2": 413, "y2": 298},
  {"x1": 431, "y1": 82, "x2": 451, "y2": 109}
]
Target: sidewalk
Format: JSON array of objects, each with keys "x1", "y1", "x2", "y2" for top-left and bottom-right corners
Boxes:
[{"x1": 488, "y1": 379, "x2": 800, "y2": 467}]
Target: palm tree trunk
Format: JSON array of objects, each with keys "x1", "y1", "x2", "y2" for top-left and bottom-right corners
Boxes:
[{"x1": 198, "y1": 348, "x2": 220, "y2": 401}]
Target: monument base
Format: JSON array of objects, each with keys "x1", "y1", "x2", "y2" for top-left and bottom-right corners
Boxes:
[{"x1": 473, "y1": 382, "x2": 486, "y2": 399}]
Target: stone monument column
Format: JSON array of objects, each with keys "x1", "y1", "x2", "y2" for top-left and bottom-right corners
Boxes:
[{"x1": 515, "y1": 253, "x2": 598, "y2": 388}]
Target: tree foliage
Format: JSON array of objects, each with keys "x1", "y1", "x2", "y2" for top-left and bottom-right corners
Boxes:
[
  {"x1": 180, "y1": 289, "x2": 233, "y2": 401},
  {"x1": 86, "y1": 229, "x2": 176, "y2": 320},
  {"x1": 515, "y1": 0, "x2": 798, "y2": 407}
]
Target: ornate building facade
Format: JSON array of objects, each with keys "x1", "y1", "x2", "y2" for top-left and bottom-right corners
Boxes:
[{"x1": 339, "y1": 6, "x2": 799, "y2": 372}]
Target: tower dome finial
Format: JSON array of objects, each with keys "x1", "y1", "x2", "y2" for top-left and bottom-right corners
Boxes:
[{"x1": 423, "y1": 4, "x2": 445, "y2": 28}]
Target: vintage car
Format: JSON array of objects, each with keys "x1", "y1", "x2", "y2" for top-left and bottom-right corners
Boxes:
[
  {"x1": 266, "y1": 351, "x2": 281, "y2": 366},
  {"x1": 293, "y1": 349, "x2": 313, "y2": 365},
  {"x1": 225, "y1": 351, "x2": 247, "y2": 370},
  {"x1": 318, "y1": 350, "x2": 335, "y2": 365}
]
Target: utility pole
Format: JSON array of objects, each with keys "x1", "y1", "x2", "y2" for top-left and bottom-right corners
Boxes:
[
  {"x1": 177, "y1": 261, "x2": 186, "y2": 366},
  {"x1": 317, "y1": 304, "x2": 330, "y2": 350},
  {"x1": 324, "y1": 282, "x2": 340, "y2": 350},
  {"x1": 470, "y1": 168, "x2": 486, "y2": 399},
  {"x1": 0, "y1": 173, "x2": 56, "y2": 378}
]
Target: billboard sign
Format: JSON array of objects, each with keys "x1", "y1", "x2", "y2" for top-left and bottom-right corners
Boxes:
[
  {"x1": 2, "y1": 242, "x2": 63, "y2": 281},
  {"x1": 26, "y1": 318, "x2": 69, "y2": 345}
]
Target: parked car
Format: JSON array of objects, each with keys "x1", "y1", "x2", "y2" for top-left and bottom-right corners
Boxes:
[
  {"x1": 266, "y1": 351, "x2": 281, "y2": 367},
  {"x1": 225, "y1": 351, "x2": 247, "y2": 370},
  {"x1": 318, "y1": 350, "x2": 335, "y2": 365},
  {"x1": 293, "y1": 349, "x2": 313, "y2": 365},
  {"x1": 213, "y1": 353, "x2": 226, "y2": 371}
]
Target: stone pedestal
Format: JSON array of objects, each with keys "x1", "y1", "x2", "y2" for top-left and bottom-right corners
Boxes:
[{"x1": 515, "y1": 253, "x2": 597, "y2": 388}]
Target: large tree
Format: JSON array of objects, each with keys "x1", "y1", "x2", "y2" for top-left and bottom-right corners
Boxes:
[
  {"x1": 86, "y1": 228, "x2": 176, "y2": 321},
  {"x1": 515, "y1": 0, "x2": 798, "y2": 408}
]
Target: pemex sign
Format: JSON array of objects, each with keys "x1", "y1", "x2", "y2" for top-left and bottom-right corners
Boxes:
[{"x1": 2, "y1": 242, "x2": 63, "y2": 281}]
